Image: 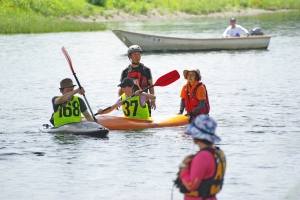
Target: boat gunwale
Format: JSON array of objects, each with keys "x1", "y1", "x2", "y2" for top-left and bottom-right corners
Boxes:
[{"x1": 112, "y1": 29, "x2": 272, "y2": 41}]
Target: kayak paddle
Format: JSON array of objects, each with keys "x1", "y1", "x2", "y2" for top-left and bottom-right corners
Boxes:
[
  {"x1": 61, "y1": 46, "x2": 97, "y2": 123},
  {"x1": 95, "y1": 70, "x2": 180, "y2": 115}
]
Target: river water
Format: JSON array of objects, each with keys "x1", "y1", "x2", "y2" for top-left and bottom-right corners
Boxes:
[{"x1": 0, "y1": 11, "x2": 300, "y2": 200}]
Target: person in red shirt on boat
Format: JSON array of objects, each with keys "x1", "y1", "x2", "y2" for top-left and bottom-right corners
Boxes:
[
  {"x1": 99, "y1": 77, "x2": 156, "y2": 120},
  {"x1": 50, "y1": 78, "x2": 94, "y2": 126},
  {"x1": 178, "y1": 69, "x2": 210, "y2": 123},
  {"x1": 174, "y1": 115, "x2": 226, "y2": 200},
  {"x1": 118, "y1": 45, "x2": 156, "y2": 116}
]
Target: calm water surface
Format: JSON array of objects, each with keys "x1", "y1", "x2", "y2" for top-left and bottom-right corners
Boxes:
[{"x1": 0, "y1": 12, "x2": 300, "y2": 200}]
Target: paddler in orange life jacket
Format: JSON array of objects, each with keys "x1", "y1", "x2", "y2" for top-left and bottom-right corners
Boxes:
[
  {"x1": 118, "y1": 45, "x2": 156, "y2": 116},
  {"x1": 174, "y1": 115, "x2": 226, "y2": 200},
  {"x1": 50, "y1": 78, "x2": 94, "y2": 126},
  {"x1": 178, "y1": 69, "x2": 210, "y2": 123},
  {"x1": 98, "y1": 77, "x2": 156, "y2": 120}
]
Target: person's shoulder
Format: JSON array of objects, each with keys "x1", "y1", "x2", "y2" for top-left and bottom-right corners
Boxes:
[
  {"x1": 236, "y1": 24, "x2": 244, "y2": 28},
  {"x1": 198, "y1": 149, "x2": 215, "y2": 158},
  {"x1": 77, "y1": 96, "x2": 84, "y2": 102},
  {"x1": 139, "y1": 63, "x2": 150, "y2": 69},
  {"x1": 198, "y1": 82, "x2": 207, "y2": 86},
  {"x1": 191, "y1": 150, "x2": 213, "y2": 165},
  {"x1": 52, "y1": 96, "x2": 59, "y2": 102},
  {"x1": 122, "y1": 65, "x2": 130, "y2": 71},
  {"x1": 181, "y1": 83, "x2": 188, "y2": 88},
  {"x1": 197, "y1": 83, "x2": 207, "y2": 91}
]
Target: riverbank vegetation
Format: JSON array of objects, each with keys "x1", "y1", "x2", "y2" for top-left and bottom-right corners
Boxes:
[{"x1": 1, "y1": 0, "x2": 299, "y2": 34}]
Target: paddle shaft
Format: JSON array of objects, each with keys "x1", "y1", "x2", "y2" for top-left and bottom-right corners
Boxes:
[
  {"x1": 95, "y1": 70, "x2": 180, "y2": 115},
  {"x1": 61, "y1": 46, "x2": 97, "y2": 123}
]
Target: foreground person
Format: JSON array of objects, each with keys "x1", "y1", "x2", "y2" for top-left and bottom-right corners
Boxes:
[
  {"x1": 50, "y1": 78, "x2": 94, "y2": 126},
  {"x1": 175, "y1": 115, "x2": 226, "y2": 200},
  {"x1": 178, "y1": 69, "x2": 210, "y2": 122},
  {"x1": 99, "y1": 77, "x2": 156, "y2": 120}
]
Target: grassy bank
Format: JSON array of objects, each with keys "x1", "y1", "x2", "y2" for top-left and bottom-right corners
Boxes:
[
  {"x1": 1, "y1": 0, "x2": 299, "y2": 34},
  {"x1": 104, "y1": 0, "x2": 299, "y2": 15},
  {"x1": 0, "y1": 0, "x2": 105, "y2": 34}
]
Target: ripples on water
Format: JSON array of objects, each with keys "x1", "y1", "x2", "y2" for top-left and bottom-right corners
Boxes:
[{"x1": 0, "y1": 12, "x2": 300, "y2": 200}]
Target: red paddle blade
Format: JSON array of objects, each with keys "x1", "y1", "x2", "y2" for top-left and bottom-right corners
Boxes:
[
  {"x1": 61, "y1": 46, "x2": 75, "y2": 74},
  {"x1": 153, "y1": 70, "x2": 180, "y2": 87}
]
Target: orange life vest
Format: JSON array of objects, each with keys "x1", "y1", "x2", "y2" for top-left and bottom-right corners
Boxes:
[{"x1": 184, "y1": 82, "x2": 210, "y2": 114}]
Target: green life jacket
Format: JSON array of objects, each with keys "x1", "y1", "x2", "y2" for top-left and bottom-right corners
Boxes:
[
  {"x1": 121, "y1": 93, "x2": 149, "y2": 120},
  {"x1": 53, "y1": 96, "x2": 82, "y2": 127}
]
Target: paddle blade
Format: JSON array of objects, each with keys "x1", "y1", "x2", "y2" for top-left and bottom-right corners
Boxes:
[
  {"x1": 61, "y1": 46, "x2": 75, "y2": 75},
  {"x1": 153, "y1": 70, "x2": 180, "y2": 87}
]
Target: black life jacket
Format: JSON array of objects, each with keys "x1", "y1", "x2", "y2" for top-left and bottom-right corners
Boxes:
[{"x1": 126, "y1": 63, "x2": 149, "y2": 90}]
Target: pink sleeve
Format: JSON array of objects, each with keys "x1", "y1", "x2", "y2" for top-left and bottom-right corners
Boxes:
[
  {"x1": 140, "y1": 95, "x2": 147, "y2": 107},
  {"x1": 179, "y1": 151, "x2": 215, "y2": 191},
  {"x1": 114, "y1": 97, "x2": 122, "y2": 105}
]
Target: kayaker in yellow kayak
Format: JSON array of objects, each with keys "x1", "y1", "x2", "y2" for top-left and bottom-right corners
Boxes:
[
  {"x1": 178, "y1": 69, "x2": 210, "y2": 122},
  {"x1": 98, "y1": 77, "x2": 156, "y2": 120},
  {"x1": 50, "y1": 78, "x2": 94, "y2": 126}
]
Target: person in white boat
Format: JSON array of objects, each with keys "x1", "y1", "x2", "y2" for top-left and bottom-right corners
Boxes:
[
  {"x1": 118, "y1": 45, "x2": 156, "y2": 116},
  {"x1": 99, "y1": 77, "x2": 156, "y2": 120},
  {"x1": 222, "y1": 18, "x2": 250, "y2": 37},
  {"x1": 50, "y1": 78, "x2": 94, "y2": 126}
]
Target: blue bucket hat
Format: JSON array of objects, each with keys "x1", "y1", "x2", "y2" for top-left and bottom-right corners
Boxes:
[{"x1": 184, "y1": 115, "x2": 221, "y2": 143}]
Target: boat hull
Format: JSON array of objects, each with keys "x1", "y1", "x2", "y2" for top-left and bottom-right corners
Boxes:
[
  {"x1": 112, "y1": 30, "x2": 271, "y2": 52},
  {"x1": 94, "y1": 115, "x2": 189, "y2": 130},
  {"x1": 39, "y1": 121, "x2": 109, "y2": 138}
]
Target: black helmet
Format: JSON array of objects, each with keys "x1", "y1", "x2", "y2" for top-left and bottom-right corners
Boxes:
[{"x1": 127, "y1": 45, "x2": 142, "y2": 55}]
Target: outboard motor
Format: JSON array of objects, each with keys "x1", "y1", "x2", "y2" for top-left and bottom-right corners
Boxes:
[{"x1": 250, "y1": 27, "x2": 264, "y2": 35}]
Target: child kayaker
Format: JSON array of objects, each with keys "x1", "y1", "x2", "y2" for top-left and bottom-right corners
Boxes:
[
  {"x1": 118, "y1": 45, "x2": 156, "y2": 116},
  {"x1": 98, "y1": 77, "x2": 156, "y2": 120}
]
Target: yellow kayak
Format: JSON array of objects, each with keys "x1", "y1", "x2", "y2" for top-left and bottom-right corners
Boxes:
[{"x1": 92, "y1": 115, "x2": 189, "y2": 130}]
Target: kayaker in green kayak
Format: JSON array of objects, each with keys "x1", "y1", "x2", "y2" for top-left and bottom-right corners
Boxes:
[{"x1": 49, "y1": 78, "x2": 94, "y2": 126}]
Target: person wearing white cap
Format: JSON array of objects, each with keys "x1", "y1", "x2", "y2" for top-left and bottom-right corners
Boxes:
[
  {"x1": 222, "y1": 17, "x2": 250, "y2": 37},
  {"x1": 50, "y1": 78, "x2": 94, "y2": 126},
  {"x1": 178, "y1": 69, "x2": 210, "y2": 123},
  {"x1": 174, "y1": 115, "x2": 226, "y2": 200}
]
